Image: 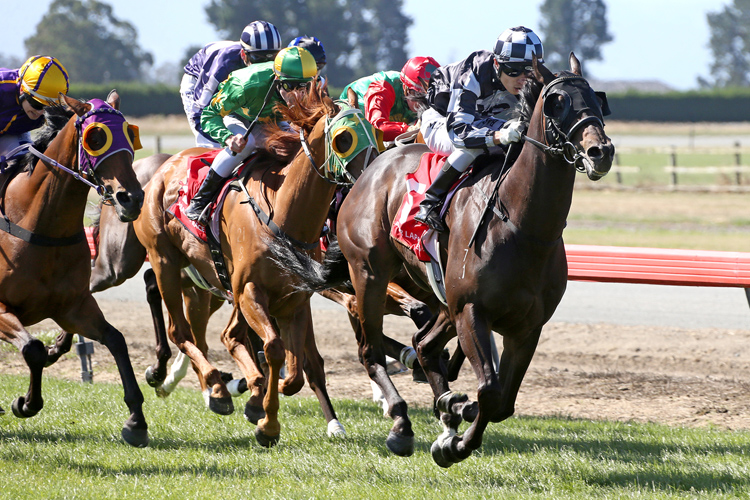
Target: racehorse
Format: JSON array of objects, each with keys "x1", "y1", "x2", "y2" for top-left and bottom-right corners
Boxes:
[
  {"x1": 0, "y1": 91, "x2": 148, "y2": 447},
  {"x1": 270, "y1": 53, "x2": 614, "y2": 463},
  {"x1": 132, "y1": 87, "x2": 378, "y2": 446}
]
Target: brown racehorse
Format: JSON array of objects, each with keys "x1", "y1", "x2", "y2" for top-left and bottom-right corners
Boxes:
[
  {"x1": 269, "y1": 53, "x2": 614, "y2": 462},
  {"x1": 0, "y1": 92, "x2": 147, "y2": 447},
  {"x1": 132, "y1": 87, "x2": 378, "y2": 446}
]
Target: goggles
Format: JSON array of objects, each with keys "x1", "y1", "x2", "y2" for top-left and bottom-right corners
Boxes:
[
  {"x1": 21, "y1": 93, "x2": 46, "y2": 111},
  {"x1": 501, "y1": 63, "x2": 533, "y2": 78},
  {"x1": 279, "y1": 79, "x2": 309, "y2": 92}
]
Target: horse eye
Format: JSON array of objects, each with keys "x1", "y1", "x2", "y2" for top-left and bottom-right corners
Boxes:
[
  {"x1": 332, "y1": 129, "x2": 354, "y2": 156},
  {"x1": 86, "y1": 127, "x2": 107, "y2": 149}
]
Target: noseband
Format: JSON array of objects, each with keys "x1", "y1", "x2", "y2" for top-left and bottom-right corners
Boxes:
[{"x1": 523, "y1": 75, "x2": 606, "y2": 171}]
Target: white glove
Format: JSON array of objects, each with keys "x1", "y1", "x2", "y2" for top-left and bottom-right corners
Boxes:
[{"x1": 497, "y1": 120, "x2": 525, "y2": 145}]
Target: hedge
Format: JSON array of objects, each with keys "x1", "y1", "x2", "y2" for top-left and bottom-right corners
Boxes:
[{"x1": 68, "y1": 82, "x2": 750, "y2": 122}]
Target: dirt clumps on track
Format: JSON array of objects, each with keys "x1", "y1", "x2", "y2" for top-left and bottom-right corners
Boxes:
[{"x1": 4, "y1": 298, "x2": 750, "y2": 430}]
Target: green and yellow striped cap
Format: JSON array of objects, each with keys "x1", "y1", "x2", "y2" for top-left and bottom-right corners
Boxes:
[{"x1": 273, "y1": 46, "x2": 317, "y2": 82}]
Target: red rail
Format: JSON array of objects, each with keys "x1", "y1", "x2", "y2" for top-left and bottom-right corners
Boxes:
[
  {"x1": 566, "y1": 244, "x2": 750, "y2": 288},
  {"x1": 83, "y1": 230, "x2": 749, "y2": 288}
]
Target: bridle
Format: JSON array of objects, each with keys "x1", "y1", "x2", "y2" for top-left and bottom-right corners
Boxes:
[{"x1": 522, "y1": 75, "x2": 608, "y2": 172}]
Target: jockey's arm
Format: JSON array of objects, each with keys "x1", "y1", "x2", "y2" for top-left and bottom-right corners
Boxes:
[{"x1": 363, "y1": 81, "x2": 409, "y2": 142}]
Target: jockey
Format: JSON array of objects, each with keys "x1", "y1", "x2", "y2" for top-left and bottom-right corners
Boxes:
[
  {"x1": 414, "y1": 26, "x2": 544, "y2": 232},
  {"x1": 339, "y1": 56, "x2": 440, "y2": 142},
  {"x1": 180, "y1": 20, "x2": 283, "y2": 148},
  {"x1": 185, "y1": 46, "x2": 318, "y2": 222},
  {"x1": 0, "y1": 55, "x2": 69, "y2": 159}
]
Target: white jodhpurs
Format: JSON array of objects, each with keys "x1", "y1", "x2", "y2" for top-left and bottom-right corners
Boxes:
[{"x1": 209, "y1": 118, "x2": 285, "y2": 178}]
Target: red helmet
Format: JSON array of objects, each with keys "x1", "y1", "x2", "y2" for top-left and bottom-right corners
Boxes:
[{"x1": 400, "y1": 56, "x2": 440, "y2": 93}]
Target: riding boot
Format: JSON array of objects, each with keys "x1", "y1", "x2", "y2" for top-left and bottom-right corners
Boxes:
[
  {"x1": 184, "y1": 169, "x2": 227, "y2": 223},
  {"x1": 414, "y1": 162, "x2": 462, "y2": 232}
]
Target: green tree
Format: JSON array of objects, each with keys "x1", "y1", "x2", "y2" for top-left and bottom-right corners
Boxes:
[
  {"x1": 24, "y1": 0, "x2": 153, "y2": 83},
  {"x1": 701, "y1": 0, "x2": 750, "y2": 88},
  {"x1": 538, "y1": 0, "x2": 613, "y2": 72},
  {"x1": 204, "y1": 0, "x2": 412, "y2": 87}
]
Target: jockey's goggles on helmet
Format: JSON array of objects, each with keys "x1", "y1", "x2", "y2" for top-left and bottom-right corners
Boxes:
[
  {"x1": 21, "y1": 93, "x2": 46, "y2": 111},
  {"x1": 279, "y1": 79, "x2": 310, "y2": 92},
  {"x1": 501, "y1": 63, "x2": 533, "y2": 78}
]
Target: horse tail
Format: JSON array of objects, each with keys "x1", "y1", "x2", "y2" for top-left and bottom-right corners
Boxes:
[{"x1": 266, "y1": 235, "x2": 351, "y2": 293}]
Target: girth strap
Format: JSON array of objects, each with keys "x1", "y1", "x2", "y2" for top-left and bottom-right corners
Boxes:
[{"x1": 0, "y1": 217, "x2": 86, "y2": 246}]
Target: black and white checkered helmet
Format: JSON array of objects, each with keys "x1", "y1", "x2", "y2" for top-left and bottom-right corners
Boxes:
[
  {"x1": 241, "y1": 21, "x2": 282, "y2": 53},
  {"x1": 493, "y1": 26, "x2": 544, "y2": 64}
]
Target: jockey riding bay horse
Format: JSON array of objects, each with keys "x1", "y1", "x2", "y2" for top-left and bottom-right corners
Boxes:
[
  {"x1": 132, "y1": 87, "x2": 380, "y2": 447},
  {"x1": 0, "y1": 92, "x2": 148, "y2": 447},
  {"x1": 270, "y1": 53, "x2": 614, "y2": 463}
]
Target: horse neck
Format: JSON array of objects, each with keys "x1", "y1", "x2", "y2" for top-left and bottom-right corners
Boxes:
[
  {"x1": 16, "y1": 120, "x2": 88, "y2": 234},
  {"x1": 501, "y1": 113, "x2": 577, "y2": 243},
  {"x1": 271, "y1": 120, "x2": 336, "y2": 243}
]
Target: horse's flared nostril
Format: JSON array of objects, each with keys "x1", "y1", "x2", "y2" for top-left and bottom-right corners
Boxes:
[{"x1": 115, "y1": 189, "x2": 144, "y2": 213}]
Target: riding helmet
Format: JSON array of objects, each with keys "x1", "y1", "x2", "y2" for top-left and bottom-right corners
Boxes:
[
  {"x1": 18, "y1": 55, "x2": 69, "y2": 106},
  {"x1": 273, "y1": 46, "x2": 318, "y2": 83},
  {"x1": 400, "y1": 56, "x2": 440, "y2": 93},
  {"x1": 288, "y1": 36, "x2": 326, "y2": 69},
  {"x1": 493, "y1": 26, "x2": 544, "y2": 64},
  {"x1": 241, "y1": 20, "x2": 282, "y2": 63}
]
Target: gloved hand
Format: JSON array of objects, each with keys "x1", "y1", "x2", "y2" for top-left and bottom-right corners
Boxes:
[{"x1": 496, "y1": 120, "x2": 525, "y2": 145}]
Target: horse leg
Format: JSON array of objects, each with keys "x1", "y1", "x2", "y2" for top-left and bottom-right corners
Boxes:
[
  {"x1": 149, "y1": 256, "x2": 233, "y2": 416},
  {"x1": 143, "y1": 267, "x2": 172, "y2": 388},
  {"x1": 299, "y1": 311, "x2": 345, "y2": 438},
  {"x1": 237, "y1": 284, "x2": 285, "y2": 447},
  {"x1": 0, "y1": 306, "x2": 47, "y2": 419},
  {"x1": 44, "y1": 330, "x2": 74, "y2": 366},
  {"x1": 57, "y1": 294, "x2": 148, "y2": 447},
  {"x1": 352, "y1": 270, "x2": 414, "y2": 457},
  {"x1": 217, "y1": 306, "x2": 266, "y2": 425},
  {"x1": 90, "y1": 218, "x2": 147, "y2": 293}
]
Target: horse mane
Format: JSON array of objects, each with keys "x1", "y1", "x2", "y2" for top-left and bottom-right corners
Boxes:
[
  {"x1": 261, "y1": 83, "x2": 335, "y2": 164},
  {"x1": 9, "y1": 105, "x2": 73, "y2": 173},
  {"x1": 515, "y1": 75, "x2": 545, "y2": 124}
]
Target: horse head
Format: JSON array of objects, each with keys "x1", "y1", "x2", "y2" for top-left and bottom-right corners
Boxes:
[
  {"x1": 530, "y1": 52, "x2": 615, "y2": 180},
  {"x1": 61, "y1": 91, "x2": 144, "y2": 222}
]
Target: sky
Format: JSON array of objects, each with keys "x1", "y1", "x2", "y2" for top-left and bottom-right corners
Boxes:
[{"x1": 1, "y1": 0, "x2": 730, "y2": 90}]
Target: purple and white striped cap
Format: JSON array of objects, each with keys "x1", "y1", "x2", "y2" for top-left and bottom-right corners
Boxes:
[{"x1": 240, "y1": 21, "x2": 282, "y2": 52}]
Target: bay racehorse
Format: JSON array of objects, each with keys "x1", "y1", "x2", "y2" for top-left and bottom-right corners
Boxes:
[
  {"x1": 0, "y1": 91, "x2": 147, "y2": 447},
  {"x1": 270, "y1": 53, "x2": 614, "y2": 463},
  {"x1": 132, "y1": 87, "x2": 379, "y2": 446}
]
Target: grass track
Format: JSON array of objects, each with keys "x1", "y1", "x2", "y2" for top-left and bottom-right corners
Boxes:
[{"x1": 2, "y1": 376, "x2": 750, "y2": 499}]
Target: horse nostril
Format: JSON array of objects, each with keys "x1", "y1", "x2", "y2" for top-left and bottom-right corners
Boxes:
[
  {"x1": 586, "y1": 146, "x2": 603, "y2": 161},
  {"x1": 115, "y1": 189, "x2": 144, "y2": 210}
]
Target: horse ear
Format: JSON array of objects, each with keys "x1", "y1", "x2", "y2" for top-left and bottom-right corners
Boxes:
[
  {"x1": 347, "y1": 87, "x2": 359, "y2": 109},
  {"x1": 106, "y1": 89, "x2": 121, "y2": 110},
  {"x1": 569, "y1": 52, "x2": 582, "y2": 76},
  {"x1": 532, "y1": 53, "x2": 555, "y2": 85},
  {"x1": 59, "y1": 93, "x2": 91, "y2": 117}
]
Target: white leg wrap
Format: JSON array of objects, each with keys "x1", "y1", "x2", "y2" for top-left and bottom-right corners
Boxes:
[
  {"x1": 327, "y1": 419, "x2": 346, "y2": 438},
  {"x1": 160, "y1": 351, "x2": 190, "y2": 395},
  {"x1": 225, "y1": 378, "x2": 244, "y2": 397},
  {"x1": 202, "y1": 388, "x2": 211, "y2": 408},
  {"x1": 399, "y1": 347, "x2": 418, "y2": 369}
]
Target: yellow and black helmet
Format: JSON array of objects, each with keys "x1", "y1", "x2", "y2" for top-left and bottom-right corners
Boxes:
[{"x1": 19, "y1": 55, "x2": 69, "y2": 106}]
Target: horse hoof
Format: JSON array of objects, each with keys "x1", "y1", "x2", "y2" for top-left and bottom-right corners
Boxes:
[
  {"x1": 244, "y1": 403, "x2": 265, "y2": 425},
  {"x1": 461, "y1": 401, "x2": 479, "y2": 422},
  {"x1": 208, "y1": 396, "x2": 234, "y2": 415},
  {"x1": 386, "y1": 430, "x2": 414, "y2": 457},
  {"x1": 431, "y1": 439, "x2": 454, "y2": 468},
  {"x1": 144, "y1": 366, "x2": 162, "y2": 388},
  {"x1": 255, "y1": 427, "x2": 280, "y2": 448},
  {"x1": 11, "y1": 397, "x2": 38, "y2": 418},
  {"x1": 327, "y1": 419, "x2": 346, "y2": 438},
  {"x1": 121, "y1": 426, "x2": 149, "y2": 448},
  {"x1": 220, "y1": 371, "x2": 234, "y2": 383}
]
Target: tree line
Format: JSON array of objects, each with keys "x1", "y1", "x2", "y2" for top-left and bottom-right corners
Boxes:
[{"x1": 2, "y1": 0, "x2": 748, "y2": 90}]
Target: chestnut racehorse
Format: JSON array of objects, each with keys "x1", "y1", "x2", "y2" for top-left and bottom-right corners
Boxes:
[
  {"x1": 0, "y1": 92, "x2": 147, "y2": 447},
  {"x1": 270, "y1": 54, "x2": 614, "y2": 463},
  {"x1": 132, "y1": 88, "x2": 378, "y2": 446}
]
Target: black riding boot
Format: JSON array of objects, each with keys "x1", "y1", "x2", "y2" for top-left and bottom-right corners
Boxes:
[
  {"x1": 414, "y1": 162, "x2": 462, "y2": 232},
  {"x1": 184, "y1": 169, "x2": 226, "y2": 222}
]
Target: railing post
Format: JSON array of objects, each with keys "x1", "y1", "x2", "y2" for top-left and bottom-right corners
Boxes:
[
  {"x1": 155, "y1": 136, "x2": 162, "y2": 155},
  {"x1": 735, "y1": 141, "x2": 742, "y2": 185},
  {"x1": 614, "y1": 153, "x2": 622, "y2": 185},
  {"x1": 669, "y1": 147, "x2": 678, "y2": 187}
]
